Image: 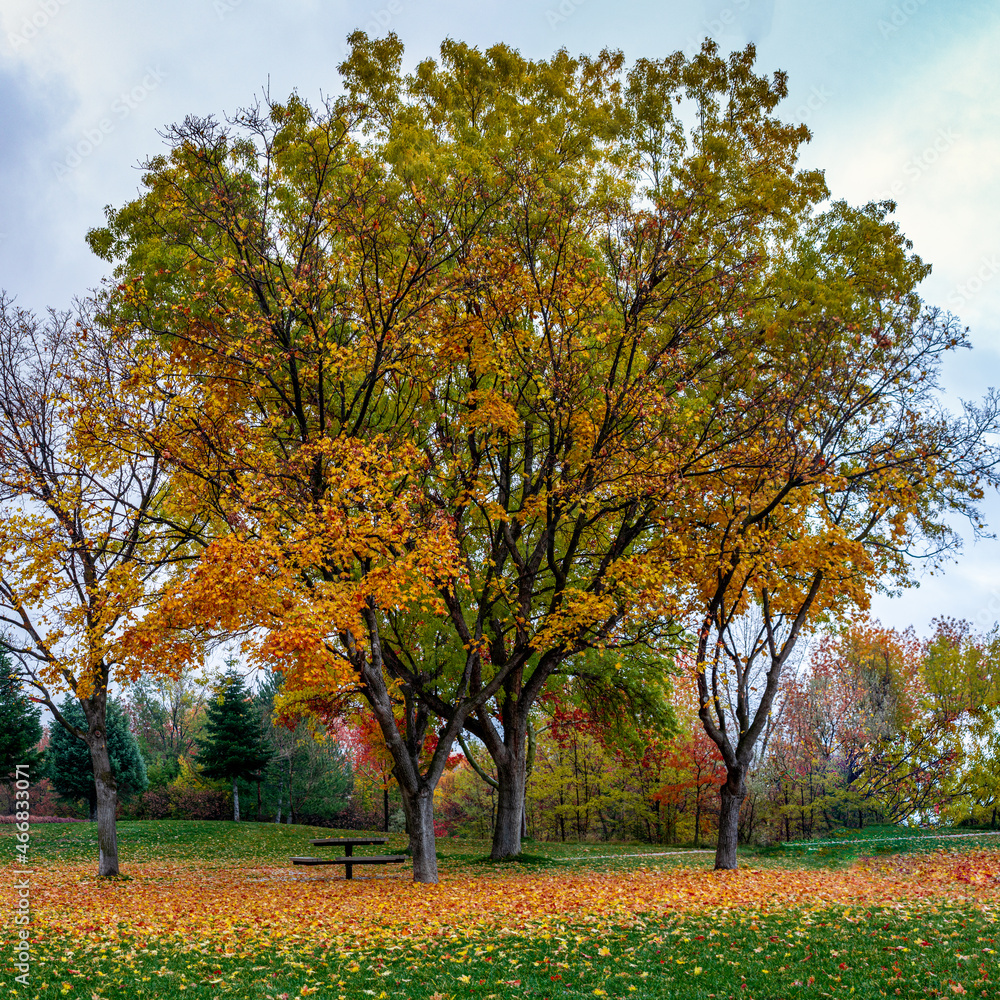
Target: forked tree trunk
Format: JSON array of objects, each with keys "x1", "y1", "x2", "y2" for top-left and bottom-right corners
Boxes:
[
  {"x1": 398, "y1": 783, "x2": 438, "y2": 882},
  {"x1": 232, "y1": 776, "x2": 240, "y2": 822},
  {"x1": 715, "y1": 767, "x2": 746, "y2": 870},
  {"x1": 85, "y1": 735, "x2": 119, "y2": 877}
]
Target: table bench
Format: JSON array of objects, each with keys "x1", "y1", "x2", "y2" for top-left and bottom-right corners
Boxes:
[
  {"x1": 290, "y1": 837, "x2": 407, "y2": 879},
  {"x1": 290, "y1": 854, "x2": 407, "y2": 878}
]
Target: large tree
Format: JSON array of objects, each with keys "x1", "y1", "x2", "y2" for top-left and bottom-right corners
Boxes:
[
  {"x1": 88, "y1": 37, "x2": 820, "y2": 876},
  {"x1": 89, "y1": 35, "x2": 997, "y2": 877}
]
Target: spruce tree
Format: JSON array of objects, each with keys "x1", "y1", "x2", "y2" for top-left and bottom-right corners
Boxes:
[
  {"x1": 0, "y1": 649, "x2": 44, "y2": 785},
  {"x1": 47, "y1": 698, "x2": 148, "y2": 820},
  {"x1": 198, "y1": 669, "x2": 272, "y2": 821}
]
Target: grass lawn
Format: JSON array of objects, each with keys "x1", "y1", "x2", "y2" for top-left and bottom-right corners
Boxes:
[{"x1": 3, "y1": 820, "x2": 998, "y2": 998}]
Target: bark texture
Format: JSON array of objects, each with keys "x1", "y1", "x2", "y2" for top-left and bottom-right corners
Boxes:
[
  {"x1": 85, "y1": 734, "x2": 119, "y2": 877},
  {"x1": 491, "y1": 749, "x2": 527, "y2": 860},
  {"x1": 399, "y1": 784, "x2": 438, "y2": 883},
  {"x1": 714, "y1": 768, "x2": 746, "y2": 870}
]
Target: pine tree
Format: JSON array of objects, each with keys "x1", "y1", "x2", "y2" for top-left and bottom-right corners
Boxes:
[
  {"x1": 47, "y1": 698, "x2": 148, "y2": 820},
  {"x1": 0, "y1": 648, "x2": 44, "y2": 784},
  {"x1": 198, "y1": 669, "x2": 272, "y2": 821}
]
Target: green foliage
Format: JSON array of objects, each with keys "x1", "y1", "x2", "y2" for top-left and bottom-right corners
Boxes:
[
  {"x1": 126, "y1": 671, "x2": 209, "y2": 790},
  {"x1": 46, "y1": 697, "x2": 148, "y2": 816},
  {"x1": 0, "y1": 647, "x2": 44, "y2": 781},
  {"x1": 252, "y1": 671, "x2": 352, "y2": 824},
  {"x1": 197, "y1": 670, "x2": 272, "y2": 786}
]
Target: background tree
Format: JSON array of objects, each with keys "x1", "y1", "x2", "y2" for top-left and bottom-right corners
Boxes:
[
  {"x1": 125, "y1": 668, "x2": 210, "y2": 788},
  {"x1": 0, "y1": 296, "x2": 181, "y2": 875},
  {"x1": 198, "y1": 669, "x2": 272, "y2": 821},
  {"x1": 0, "y1": 647, "x2": 44, "y2": 785},
  {"x1": 254, "y1": 670, "x2": 352, "y2": 824},
  {"x1": 47, "y1": 697, "x2": 148, "y2": 819}
]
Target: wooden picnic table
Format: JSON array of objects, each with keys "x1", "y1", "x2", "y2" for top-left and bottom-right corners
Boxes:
[
  {"x1": 309, "y1": 837, "x2": 387, "y2": 857},
  {"x1": 291, "y1": 836, "x2": 406, "y2": 879}
]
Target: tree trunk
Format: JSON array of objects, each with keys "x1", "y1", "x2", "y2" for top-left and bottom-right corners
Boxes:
[
  {"x1": 399, "y1": 784, "x2": 438, "y2": 882},
  {"x1": 714, "y1": 768, "x2": 745, "y2": 870},
  {"x1": 383, "y1": 786, "x2": 389, "y2": 833},
  {"x1": 491, "y1": 752, "x2": 526, "y2": 860},
  {"x1": 232, "y1": 776, "x2": 240, "y2": 822},
  {"x1": 274, "y1": 773, "x2": 282, "y2": 824},
  {"x1": 86, "y1": 736, "x2": 119, "y2": 876}
]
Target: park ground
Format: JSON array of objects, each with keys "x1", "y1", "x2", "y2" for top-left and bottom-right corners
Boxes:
[{"x1": 2, "y1": 822, "x2": 999, "y2": 999}]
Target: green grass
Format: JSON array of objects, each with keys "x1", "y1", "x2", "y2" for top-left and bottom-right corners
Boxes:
[
  {"x1": 4, "y1": 820, "x2": 714, "y2": 872},
  {"x1": 755, "y1": 824, "x2": 1000, "y2": 869}
]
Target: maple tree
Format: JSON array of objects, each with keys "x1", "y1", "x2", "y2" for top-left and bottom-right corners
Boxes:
[
  {"x1": 0, "y1": 296, "x2": 184, "y2": 875},
  {"x1": 674, "y1": 191, "x2": 1000, "y2": 865},
  {"x1": 754, "y1": 622, "x2": 966, "y2": 841},
  {"x1": 86, "y1": 34, "x2": 999, "y2": 878}
]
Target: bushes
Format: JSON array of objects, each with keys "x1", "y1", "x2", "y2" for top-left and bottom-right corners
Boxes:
[{"x1": 127, "y1": 785, "x2": 232, "y2": 821}]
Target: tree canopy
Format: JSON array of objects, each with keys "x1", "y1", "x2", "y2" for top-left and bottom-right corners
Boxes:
[{"x1": 84, "y1": 34, "x2": 1000, "y2": 877}]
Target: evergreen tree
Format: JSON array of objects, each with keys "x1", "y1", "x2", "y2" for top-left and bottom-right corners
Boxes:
[
  {"x1": 198, "y1": 669, "x2": 272, "y2": 821},
  {"x1": 254, "y1": 671, "x2": 352, "y2": 824},
  {"x1": 0, "y1": 648, "x2": 44, "y2": 785},
  {"x1": 47, "y1": 698, "x2": 148, "y2": 820}
]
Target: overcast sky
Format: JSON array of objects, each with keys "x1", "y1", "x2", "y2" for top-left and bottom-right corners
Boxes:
[{"x1": 2, "y1": 0, "x2": 998, "y2": 638}]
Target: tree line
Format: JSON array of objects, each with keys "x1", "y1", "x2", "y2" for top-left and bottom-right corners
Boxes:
[
  {"x1": 0, "y1": 651, "x2": 352, "y2": 826},
  {"x1": 1, "y1": 33, "x2": 998, "y2": 881}
]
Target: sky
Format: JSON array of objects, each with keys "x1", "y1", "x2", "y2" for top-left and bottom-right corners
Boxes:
[{"x1": 1, "y1": 0, "x2": 998, "y2": 638}]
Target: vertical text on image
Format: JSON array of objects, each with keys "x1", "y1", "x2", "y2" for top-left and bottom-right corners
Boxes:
[{"x1": 12, "y1": 764, "x2": 31, "y2": 988}]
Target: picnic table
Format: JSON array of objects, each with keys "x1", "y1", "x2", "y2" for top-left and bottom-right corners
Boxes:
[{"x1": 290, "y1": 837, "x2": 407, "y2": 879}]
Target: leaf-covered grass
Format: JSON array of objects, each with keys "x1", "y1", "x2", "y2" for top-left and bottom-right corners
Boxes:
[
  {"x1": 6, "y1": 905, "x2": 996, "y2": 998},
  {"x1": 3, "y1": 821, "x2": 999, "y2": 999}
]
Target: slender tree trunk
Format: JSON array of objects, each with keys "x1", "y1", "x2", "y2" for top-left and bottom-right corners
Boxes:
[
  {"x1": 274, "y1": 773, "x2": 282, "y2": 823},
  {"x1": 694, "y1": 788, "x2": 701, "y2": 848},
  {"x1": 714, "y1": 767, "x2": 746, "y2": 870},
  {"x1": 491, "y1": 753, "x2": 526, "y2": 860},
  {"x1": 383, "y1": 786, "x2": 389, "y2": 833},
  {"x1": 232, "y1": 776, "x2": 240, "y2": 822},
  {"x1": 398, "y1": 783, "x2": 438, "y2": 882},
  {"x1": 85, "y1": 736, "x2": 119, "y2": 876}
]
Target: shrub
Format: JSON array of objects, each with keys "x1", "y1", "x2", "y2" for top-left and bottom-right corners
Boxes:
[{"x1": 126, "y1": 785, "x2": 232, "y2": 821}]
